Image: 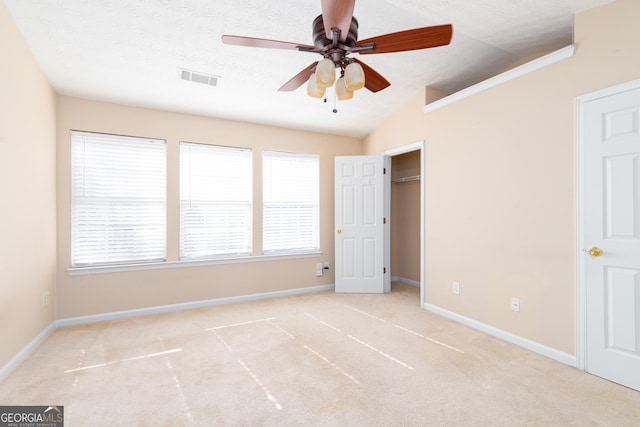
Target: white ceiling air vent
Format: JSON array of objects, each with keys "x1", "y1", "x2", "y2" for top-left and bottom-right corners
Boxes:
[{"x1": 179, "y1": 68, "x2": 220, "y2": 87}]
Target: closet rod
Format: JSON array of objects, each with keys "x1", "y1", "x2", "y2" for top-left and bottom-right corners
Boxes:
[{"x1": 392, "y1": 175, "x2": 421, "y2": 183}]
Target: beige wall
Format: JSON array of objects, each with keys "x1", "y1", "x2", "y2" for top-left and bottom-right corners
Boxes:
[
  {"x1": 364, "y1": 0, "x2": 640, "y2": 355},
  {"x1": 56, "y1": 96, "x2": 362, "y2": 318},
  {"x1": 0, "y1": 2, "x2": 57, "y2": 367}
]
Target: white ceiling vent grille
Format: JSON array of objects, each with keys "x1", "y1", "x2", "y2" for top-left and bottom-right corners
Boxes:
[{"x1": 179, "y1": 68, "x2": 220, "y2": 87}]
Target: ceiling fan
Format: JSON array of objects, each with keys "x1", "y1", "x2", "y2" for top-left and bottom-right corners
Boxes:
[{"x1": 221, "y1": 0, "x2": 453, "y2": 100}]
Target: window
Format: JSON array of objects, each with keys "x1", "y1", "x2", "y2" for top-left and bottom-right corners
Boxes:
[
  {"x1": 71, "y1": 131, "x2": 166, "y2": 267},
  {"x1": 180, "y1": 143, "x2": 252, "y2": 259},
  {"x1": 263, "y1": 151, "x2": 319, "y2": 254}
]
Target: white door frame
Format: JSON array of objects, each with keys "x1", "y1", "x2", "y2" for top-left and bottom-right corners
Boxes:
[
  {"x1": 576, "y1": 79, "x2": 640, "y2": 371},
  {"x1": 382, "y1": 140, "x2": 425, "y2": 306}
]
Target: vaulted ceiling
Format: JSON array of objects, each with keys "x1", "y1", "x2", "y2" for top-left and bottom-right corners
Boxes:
[{"x1": 5, "y1": 0, "x2": 613, "y2": 138}]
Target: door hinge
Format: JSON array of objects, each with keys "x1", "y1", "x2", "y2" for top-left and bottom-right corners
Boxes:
[
  {"x1": 384, "y1": 267, "x2": 387, "y2": 274},
  {"x1": 384, "y1": 217, "x2": 387, "y2": 224},
  {"x1": 383, "y1": 167, "x2": 387, "y2": 174}
]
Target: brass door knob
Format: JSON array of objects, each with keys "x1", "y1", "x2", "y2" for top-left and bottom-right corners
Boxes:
[
  {"x1": 588, "y1": 247, "x2": 603, "y2": 257},
  {"x1": 337, "y1": 229, "x2": 342, "y2": 234}
]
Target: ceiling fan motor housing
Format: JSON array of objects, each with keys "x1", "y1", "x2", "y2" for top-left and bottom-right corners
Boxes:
[{"x1": 312, "y1": 14, "x2": 359, "y2": 50}]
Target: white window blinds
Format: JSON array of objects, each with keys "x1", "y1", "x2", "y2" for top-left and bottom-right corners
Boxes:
[
  {"x1": 71, "y1": 131, "x2": 166, "y2": 267},
  {"x1": 263, "y1": 151, "x2": 319, "y2": 254},
  {"x1": 180, "y1": 142, "x2": 252, "y2": 259}
]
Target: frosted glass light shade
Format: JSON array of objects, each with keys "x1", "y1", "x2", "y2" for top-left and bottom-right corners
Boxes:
[
  {"x1": 344, "y1": 62, "x2": 365, "y2": 91},
  {"x1": 316, "y1": 58, "x2": 336, "y2": 88},
  {"x1": 336, "y1": 77, "x2": 353, "y2": 100},
  {"x1": 307, "y1": 73, "x2": 325, "y2": 98}
]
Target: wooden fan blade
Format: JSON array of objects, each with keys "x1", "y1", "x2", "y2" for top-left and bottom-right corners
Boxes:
[
  {"x1": 222, "y1": 35, "x2": 315, "y2": 51},
  {"x1": 353, "y1": 58, "x2": 390, "y2": 93},
  {"x1": 357, "y1": 24, "x2": 453, "y2": 54},
  {"x1": 321, "y1": 0, "x2": 355, "y2": 41},
  {"x1": 278, "y1": 62, "x2": 318, "y2": 92}
]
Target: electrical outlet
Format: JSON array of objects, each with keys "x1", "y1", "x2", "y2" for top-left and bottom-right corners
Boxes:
[
  {"x1": 511, "y1": 297, "x2": 520, "y2": 312},
  {"x1": 323, "y1": 261, "x2": 330, "y2": 270},
  {"x1": 452, "y1": 281, "x2": 460, "y2": 295},
  {"x1": 42, "y1": 291, "x2": 50, "y2": 307},
  {"x1": 316, "y1": 263, "x2": 324, "y2": 277}
]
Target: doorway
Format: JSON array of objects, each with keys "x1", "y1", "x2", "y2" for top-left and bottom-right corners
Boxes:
[{"x1": 383, "y1": 141, "x2": 425, "y2": 306}]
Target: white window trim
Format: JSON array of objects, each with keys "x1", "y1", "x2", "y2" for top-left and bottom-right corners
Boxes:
[{"x1": 66, "y1": 251, "x2": 323, "y2": 276}]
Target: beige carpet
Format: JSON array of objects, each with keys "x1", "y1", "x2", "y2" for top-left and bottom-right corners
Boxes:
[{"x1": 1, "y1": 282, "x2": 639, "y2": 426}]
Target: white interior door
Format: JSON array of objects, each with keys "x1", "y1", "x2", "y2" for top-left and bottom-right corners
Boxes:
[
  {"x1": 335, "y1": 155, "x2": 385, "y2": 293},
  {"x1": 582, "y1": 83, "x2": 640, "y2": 391}
]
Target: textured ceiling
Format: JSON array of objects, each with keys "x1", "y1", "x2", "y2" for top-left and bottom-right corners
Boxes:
[{"x1": 4, "y1": 0, "x2": 613, "y2": 138}]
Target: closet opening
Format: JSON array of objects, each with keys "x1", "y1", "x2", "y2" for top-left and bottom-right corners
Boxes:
[{"x1": 384, "y1": 142, "x2": 424, "y2": 306}]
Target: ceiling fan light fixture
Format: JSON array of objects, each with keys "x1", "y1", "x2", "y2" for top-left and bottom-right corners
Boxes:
[
  {"x1": 316, "y1": 58, "x2": 336, "y2": 88},
  {"x1": 336, "y1": 76, "x2": 353, "y2": 100},
  {"x1": 344, "y1": 62, "x2": 365, "y2": 91},
  {"x1": 307, "y1": 73, "x2": 325, "y2": 98}
]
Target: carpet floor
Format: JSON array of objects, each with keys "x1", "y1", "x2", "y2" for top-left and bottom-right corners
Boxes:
[{"x1": 1, "y1": 282, "x2": 639, "y2": 426}]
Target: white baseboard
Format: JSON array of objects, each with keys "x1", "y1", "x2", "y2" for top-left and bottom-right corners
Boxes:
[
  {"x1": 0, "y1": 285, "x2": 334, "y2": 382},
  {"x1": 391, "y1": 276, "x2": 420, "y2": 288},
  {"x1": 56, "y1": 284, "x2": 335, "y2": 327},
  {"x1": 423, "y1": 303, "x2": 576, "y2": 367},
  {"x1": 0, "y1": 322, "x2": 56, "y2": 383}
]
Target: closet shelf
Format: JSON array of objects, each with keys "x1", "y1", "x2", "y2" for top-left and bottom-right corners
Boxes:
[{"x1": 392, "y1": 175, "x2": 421, "y2": 183}]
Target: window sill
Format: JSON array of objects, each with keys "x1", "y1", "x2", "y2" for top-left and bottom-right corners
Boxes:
[{"x1": 67, "y1": 252, "x2": 323, "y2": 276}]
